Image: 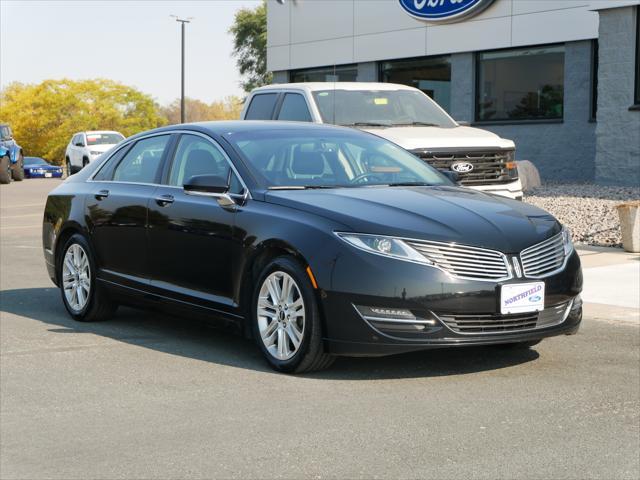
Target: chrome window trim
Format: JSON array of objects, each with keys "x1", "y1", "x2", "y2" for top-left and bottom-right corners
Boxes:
[{"x1": 87, "y1": 129, "x2": 252, "y2": 199}]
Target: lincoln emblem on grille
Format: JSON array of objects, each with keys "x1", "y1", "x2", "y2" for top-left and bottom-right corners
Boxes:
[{"x1": 451, "y1": 161, "x2": 474, "y2": 173}]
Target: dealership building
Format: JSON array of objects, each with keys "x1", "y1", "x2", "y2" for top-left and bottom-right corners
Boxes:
[{"x1": 266, "y1": 0, "x2": 640, "y2": 186}]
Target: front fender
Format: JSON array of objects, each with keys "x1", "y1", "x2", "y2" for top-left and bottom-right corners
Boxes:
[{"x1": 8, "y1": 144, "x2": 21, "y2": 164}]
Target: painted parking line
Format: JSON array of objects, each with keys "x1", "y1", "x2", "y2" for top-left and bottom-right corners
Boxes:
[
  {"x1": 0, "y1": 213, "x2": 44, "y2": 219},
  {"x1": 0, "y1": 203, "x2": 45, "y2": 209},
  {"x1": 0, "y1": 225, "x2": 41, "y2": 230}
]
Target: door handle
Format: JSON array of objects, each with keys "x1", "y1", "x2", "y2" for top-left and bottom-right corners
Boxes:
[
  {"x1": 95, "y1": 189, "x2": 109, "y2": 200},
  {"x1": 155, "y1": 194, "x2": 174, "y2": 206}
]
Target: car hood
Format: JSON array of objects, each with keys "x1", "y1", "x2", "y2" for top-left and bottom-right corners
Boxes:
[
  {"x1": 360, "y1": 125, "x2": 515, "y2": 151},
  {"x1": 265, "y1": 186, "x2": 560, "y2": 253}
]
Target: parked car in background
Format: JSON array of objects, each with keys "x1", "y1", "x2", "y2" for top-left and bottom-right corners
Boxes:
[
  {"x1": 42, "y1": 121, "x2": 582, "y2": 373},
  {"x1": 241, "y1": 83, "x2": 523, "y2": 200},
  {"x1": 65, "y1": 131, "x2": 124, "y2": 174},
  {"x1": 23, "y1": 157, "x2": 63, "y2": 178},
  {"x1": 0, "y1": 123, "x2": 25, "y2": 183}
]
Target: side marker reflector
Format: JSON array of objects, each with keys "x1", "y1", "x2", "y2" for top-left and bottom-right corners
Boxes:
[{"x1": 306, "y1": 266, "x2": 318, "y2": 289}]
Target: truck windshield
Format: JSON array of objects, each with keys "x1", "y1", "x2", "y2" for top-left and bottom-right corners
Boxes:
[
  {"x1": 86, "y1": 133, "x2": 124, "y2": 145},
  {"x1": 312, "y1": 89, "x2": 457, "y2": 128}
]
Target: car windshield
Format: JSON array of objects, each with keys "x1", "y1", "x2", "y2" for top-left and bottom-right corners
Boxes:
[
  {"x1": 85, "y1": 133, "x2": 124, "y2": 146},
  {"x1": 225, "y1": 128, "x2": 451, "y2": 189},
  {"x1": 25, "y1": 158, "x2": 48, "y2": 166},
  {"x1": 312, "y1": 89, "x2": 457, "y2": 128}
]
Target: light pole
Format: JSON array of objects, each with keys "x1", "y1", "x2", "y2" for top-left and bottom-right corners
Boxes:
[{"x1": 171, "y1": 15, "x2": 193, "y2": 123}]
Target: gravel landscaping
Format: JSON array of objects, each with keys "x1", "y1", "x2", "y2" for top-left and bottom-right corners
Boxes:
[{"x1": 524, "y1": 183, "x2": 640, "y2": 248}]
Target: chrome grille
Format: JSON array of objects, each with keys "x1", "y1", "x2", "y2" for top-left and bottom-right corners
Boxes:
[
  {"x1": 436, "y1": 301, "x2": 571, "y2": 334},
  {"x1": 410, "y1": 149, "x2": 515, "y2": 186},
  {"x1": 520, "y1": 233, "x2": 565, "y2": 278},
  {"x1": 405, "y1": 240, "x2": 510, "y2": 281}
]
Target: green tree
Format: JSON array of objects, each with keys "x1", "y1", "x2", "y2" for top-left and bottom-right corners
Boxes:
[
  {"x1": 0, "y1": 79, "x2": 167, "y2": 164},
  {"x1": 229, "y1": 0, "x2": 271, "y2": 93}
]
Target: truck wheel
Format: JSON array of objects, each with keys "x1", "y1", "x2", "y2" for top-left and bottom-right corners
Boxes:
[
  {"x1": 0, "y1": 155, "x2": 11, "y2": 184},
  {"x1": 11, "y1": 153, "x2": 24, "y2": 181},
  {"x1": 82, "y1": 157, "x2": 89, "y2": 169}
]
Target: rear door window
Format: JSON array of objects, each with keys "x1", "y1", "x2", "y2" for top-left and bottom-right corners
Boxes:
[
  {"x1": 245, "y1": 93, "x2": 278, "y2": 120},
  {"x1": 277, "y1": 93, "x2": 312, "y2": 122},
  {"x1": 111, "y1": 135, "x2": 169, "y2": 184}
]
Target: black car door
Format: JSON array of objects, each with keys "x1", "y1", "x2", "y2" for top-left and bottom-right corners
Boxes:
[
  {"x1": 86, "y1": 134, "x2": 172, "y2": 288},
  {"x1": 146, "y1": 133, "x2": 245, "y2": 313}
]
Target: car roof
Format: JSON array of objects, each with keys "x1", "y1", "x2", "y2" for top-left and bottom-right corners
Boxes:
[
  {"x1": 250, "y1": 82, "x2": 418, "y2": 93},
  {"x1": 128, "y1": 120, "x2": 361, "y2": 140}
]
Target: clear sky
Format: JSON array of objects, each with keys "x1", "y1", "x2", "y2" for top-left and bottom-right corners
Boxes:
[{"x1": 0, "y1": 0, "x2": 261, "y2": 105}]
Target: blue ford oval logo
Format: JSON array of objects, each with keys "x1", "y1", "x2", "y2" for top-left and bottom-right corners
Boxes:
[
  {"x1": 529, "y1": 295, "x2": 541, "y2": 303},
  {"x1": 398, "y1": 0, "x2": 495, "y2": 23}
]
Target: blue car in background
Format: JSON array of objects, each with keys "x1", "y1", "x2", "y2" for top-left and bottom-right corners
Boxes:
[{"x1": 23, "y1": 157, "x2": 63, "y2": 178}]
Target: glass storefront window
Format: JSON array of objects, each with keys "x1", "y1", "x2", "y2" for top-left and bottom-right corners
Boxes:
[
  {"x1": 476, "y1": 45, "x2": 565, "y2": 122},
  {"x1": 380, "y1": 56, "x2": 452, "y2": 113},
  {"x1": 290, "y1": 64, "x2": 358, "y2": 83}
]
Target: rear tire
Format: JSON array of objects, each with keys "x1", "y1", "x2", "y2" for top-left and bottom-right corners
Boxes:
[
  {"x1": 58, "y1": 234, "x2": 117, "y2": 322},
  {"x1": 11, "y1": 153, "x2": 24, "y2": 181},
  {"x1": 82, "y1": 157, "x2": 89, "y2": 169},
  {"x1": 0, "y1": 155, "x2": 11, "y2": 184},
  {"x1": 251, "y1": 256, "x2": 334, "y2": 373},
  {"x1": 66, "y1": 158, "x2": 73, "y2": 176}
]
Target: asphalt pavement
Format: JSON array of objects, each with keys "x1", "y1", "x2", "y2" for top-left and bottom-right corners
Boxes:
[{"x1": 1, "y1": 179, "x2": 639, "y2": 480}]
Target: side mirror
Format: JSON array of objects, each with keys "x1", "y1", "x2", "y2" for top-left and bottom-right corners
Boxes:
[
  {"x1": 184, "y1": 174, "x2": 229, "y2": 194},
  {"x1": 75, "y1": 142, "x2": 85, "y2": 147},
  {"x1": 441, "y1": 170, "x2": 460, "y2": 184}
]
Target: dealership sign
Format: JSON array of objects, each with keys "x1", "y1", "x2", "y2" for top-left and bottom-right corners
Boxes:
[{"x1": 398, "y1": 0, "x2": 495, "y2": 23}]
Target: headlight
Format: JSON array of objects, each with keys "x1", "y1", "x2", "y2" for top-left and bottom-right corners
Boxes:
[
  {"x1": 335, "y1": 233, "x2": 432, "y2": 265},
  {"x1": 504, "y1": 149, "x2": 518, "y2": 179},
  {"x1": 562, "y1": 227, "x2": 574, "y2": 256}
]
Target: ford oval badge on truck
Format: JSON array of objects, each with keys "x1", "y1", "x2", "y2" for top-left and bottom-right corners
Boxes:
[{"x1": 398, "y1": 0, "x2": 495, "y2": 23}]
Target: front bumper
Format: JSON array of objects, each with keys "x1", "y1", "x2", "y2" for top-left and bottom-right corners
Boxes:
[
  {"x1": 320, "y1": 249, "x2": 582, "y2": 357},
  {"x1": 469, "y1": 178, "x2": 523, "y2": 200}
]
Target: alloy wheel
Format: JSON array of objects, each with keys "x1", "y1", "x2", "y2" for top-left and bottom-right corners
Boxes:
[
  {"x1": 62, "y1": 244, "x2": 91, "y2": 312},
  {"x1": 257, "y1": 271, "x2": 305, "y2": 361}
]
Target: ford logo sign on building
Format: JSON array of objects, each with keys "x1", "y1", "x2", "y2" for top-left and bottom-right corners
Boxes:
[{"x1": 398, "y1": 0, "x2": 495, "y2": 23}]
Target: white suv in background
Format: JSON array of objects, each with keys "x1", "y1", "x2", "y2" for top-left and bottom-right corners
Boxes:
[
  {"x1": 65, "y1": 130, "x2": 124, "y2": 174},
  {"x1": 241, "y1": 83, "x2": 523, "y2": 200}
]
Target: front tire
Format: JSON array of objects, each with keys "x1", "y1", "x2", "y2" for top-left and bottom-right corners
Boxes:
[
  {"x1": 251, "y1": 256, "x2": 334, "y2": 373},
  {"x1": 59, "y1": 234, "x2": 117, "y2": 322},
  {"x1": 0, "y1": 155, "x2": 11, "y2": 184},
  {"x1": 11, "y1": 153, "x2": 24, "y2": 181}
]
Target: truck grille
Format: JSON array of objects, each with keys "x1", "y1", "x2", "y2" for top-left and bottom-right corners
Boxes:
[
  {"x1": 405, "y1": 240, "x2": 510, "y2": 281},
  {"x1": 520, "y1": 233, "x2": 565, "y2": 278},
  {"x1": 410, "y1": 149, "x2": 516, "y2": 186},
  {"x1": 436, "y1": 301, "x2": 571, "y2": 334}
]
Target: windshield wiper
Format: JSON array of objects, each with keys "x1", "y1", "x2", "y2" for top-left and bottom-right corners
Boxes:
[
  {"x1": 339, "y1": 122, "x2": 391, "y2": 128},
  {"x1": 384, "y1": 182, "x2": 433, "y2": 187},
  {"x1": 268, "y1": 185, "x2": 337, "y2": 190},
  {"x1": 391, "y1": 121, "x2": 441, "y2": 127}
]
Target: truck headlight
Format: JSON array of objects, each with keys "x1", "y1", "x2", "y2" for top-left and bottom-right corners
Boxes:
[{"x1": 504, "y1": 150, "x2": 518, "y2": 179}]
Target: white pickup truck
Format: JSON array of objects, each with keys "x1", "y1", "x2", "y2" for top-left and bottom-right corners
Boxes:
[{"x1": 240, "y1": 82, "x2": 523, "y2": 200}]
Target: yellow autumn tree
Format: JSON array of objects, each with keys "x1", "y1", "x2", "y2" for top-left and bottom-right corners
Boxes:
[
  {"x1": 0, "y1": 79, "x2": 167, "y2": 164},
  {"x1": 160, "y1": 96, "x2": 244, "y2": 125}
]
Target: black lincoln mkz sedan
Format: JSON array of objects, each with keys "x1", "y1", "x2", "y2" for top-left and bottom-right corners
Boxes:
[{"x1": 42, "y1": 121, "x2": 582, "y2": 372}]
